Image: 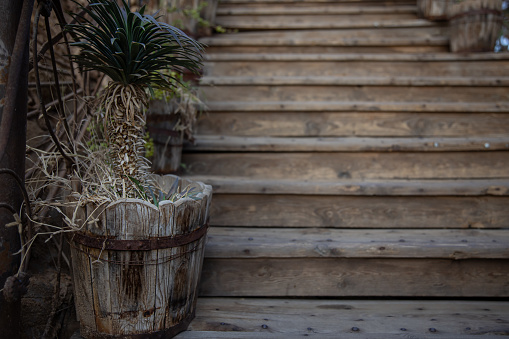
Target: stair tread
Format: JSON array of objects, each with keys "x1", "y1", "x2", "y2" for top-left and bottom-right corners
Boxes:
[
  {"x1": 206, "y1": 101, "x2": 509, "y2": 112},
  {"x1": 187, "y1": 135, "x2": 509, "y2": 152},
  {"x1": 201, "y1": 75, "x2": 509, "y2": 86},
  {"x1": 205, "y1": 52, "x2": 509, "y2": 61},
  {"x1": 205, "y1": 227, "x2": 509, "y2": 259},
  {"x1": 177, "y1": 298, "x2": 509, "y2": 338},
  {"x1": 185, "y1": 176, "x2": 509, "y2": 196},
  {"x1": 217, "y1": 5, "x2": 417, "y2": 15},
  {"x1": 200, "y1": 27, "x2": 448, "y2": 47},
  {"x1": 216, "y1": 16, "x2": 433, "y2": 30}
]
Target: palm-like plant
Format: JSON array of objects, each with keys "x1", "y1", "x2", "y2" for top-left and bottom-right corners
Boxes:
[{"x1": 66, "y1": 0, "x2": 204, "y2": 196}]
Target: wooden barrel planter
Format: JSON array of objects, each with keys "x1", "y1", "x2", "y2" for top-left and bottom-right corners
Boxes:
[
  {"x1": 68, "y1": 175, "x2": 212, "y2": 338},
  {"x1": 449, "y1": 0, "x2": 503, "y2": 52},
  {"x1": 147, "y1": 101, "x2": 184, "y2": 174},
  {"x1": 417, "y1": 0, "x2": 450, "y2": 21}
]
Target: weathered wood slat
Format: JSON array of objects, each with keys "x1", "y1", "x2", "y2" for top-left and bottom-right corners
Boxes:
[
  {"x1": 216, "y1": 15, "x2": 434, "y2": 30},
  {"x1": 208, "y1": 194, "x2": 509, "y2": 228},
  {"x1": 204, "y1": 227, "x2": 509, "y2": 259},
  {"x1": 201, "y1": 85, "x2": 509, "y2": 103},
  {"x1": 206, "y1": 101, "x2": 509, "y2": 112},
  {"x1": 196, "y1": 112, "x2": 509, "y2": 137},
  {"x1": 200, "y1": 27, "x2": 448, "y2": 47},
  {"x1": 201, "y1": 75, "x2": 509, "y2": 87},
  {"x1": 205, "y1": 52, "x2": 509, "y2": 62},
  {"x1": 204, "y1": 60, "x2": 509, "y2": 77},
  {"x1": 183, "y1": 176, "x2": 509, "y2": 196},
  {"x1": 187, "y1": 136, "x2": 509, "y2": 152},
  {"x1": 217, "y1": 5, "x2": 417, "y2": 15},
  {"x1": 205, "y1": 45, "x2": 450, "y2": 54},
  {"x1": 199, "y1": 258, "x2": 509, "y2": 297},
  {"x1": 177, "y1": 298, "x2": 509, "y2": 338},
  {"x1": 183, "y1": 152, "x2": 509, "y2": 180}
]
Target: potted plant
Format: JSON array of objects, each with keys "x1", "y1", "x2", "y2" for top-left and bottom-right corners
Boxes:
[
  {"x1": 147, "y1": 72, "x2": 205, "y2": 174},
  {"x1": 417, "y1": 0, "x2": 451, "y2": 20},
  {"x1": 64, "y1": 0, "x2": 212, "y2": 337},
  {"x1": 448, "y1": 0, "x2": 504, "y2": 52}
]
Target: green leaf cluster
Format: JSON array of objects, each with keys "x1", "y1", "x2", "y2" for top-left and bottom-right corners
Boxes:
[{"x1": 66, "y1": 0, "x2": 204, "y2": 92}]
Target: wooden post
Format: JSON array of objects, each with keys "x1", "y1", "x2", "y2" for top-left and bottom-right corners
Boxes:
[{"x1": 0, "y1": 0, "x2": 31, "y2": 337}]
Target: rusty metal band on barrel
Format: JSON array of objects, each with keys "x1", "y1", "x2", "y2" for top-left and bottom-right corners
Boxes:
[{"x1": 71, "y1": 221, "x2": 209, "y2": 251}]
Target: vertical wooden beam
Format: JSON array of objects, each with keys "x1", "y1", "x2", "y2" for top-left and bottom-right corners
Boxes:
[{"x1": 0, "y1": 0, "x2": 31, "y2": 337}]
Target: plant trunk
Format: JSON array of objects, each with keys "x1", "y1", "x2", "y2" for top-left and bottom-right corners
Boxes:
[{"x1": 0, "y1": 0, "x2": 30, "y2": 338}]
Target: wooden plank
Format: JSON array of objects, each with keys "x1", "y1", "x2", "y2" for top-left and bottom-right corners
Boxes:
[
  {"x1": 178, "y1": 298, "x2": 509, "y2": 338},
  {"x1": 217, "y1": 5, "x2": 417, "y2": 15},
  {"x1": 208, "y1": 194, "x2": 509, "y2": 228},
  {"x1": 198, "y1": 258, "x2": 509, "y2": 297},
  {"x1": 187, "y1": 136, "x2": 509, "y2": 152},
  {"x1": 205, "y1": 45, "x2": 450, "y2": 54},
  {"x1": 201, "y1": 75, "x2": 509, "y2": 87},
  {"x1": 182, "y1": 152, "x2": 509, "y2": 180},
  {"x1": 205, "y1": 52, "x2": 509, "y2": 62},
  {"x1": 184, "y1": 176, "x2": 509, "y2": 196},
  {"x1": 195, "y1": 112, "x2": 509, "y2": 137},
  {"x1": 216, "y1": 15, "x2": 434, "y2": 30},
  {"x1": 178, "y1": 333, "x2": 507, "y2": 339},
  {"x1": 204, "y1": 227, "x2": 509, "y2": 259},
  {"x1": 204, "y1": 60, "x2": 509, "y2": 77},
  {"x1": 201, "y1": 85, "x2": 509, "y2": 103},
  {"x1": 205, "y1": 101, "x2": 509, "y2": 113},
  {"x1": 106, "y1": 200, "x2": 160, "y2": 335},
  {"x1": 199, "y1": 27, "x2": 448, "y2": 47}
]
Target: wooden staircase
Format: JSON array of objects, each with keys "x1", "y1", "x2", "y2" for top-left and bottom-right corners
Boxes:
[{"x1": 178, "y1": 0, "x2": 509, "y2": 337}]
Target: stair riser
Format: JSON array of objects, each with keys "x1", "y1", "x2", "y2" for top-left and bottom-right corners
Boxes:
[
  {"x1": 205, "y1": 45, "x2": 450, "y2": 54},
  {"x1": 183, "y1": 152, "x2": 509, "y2": 180},
  {"x1": 201, "y1": 86, "x2": 509, "y2": 103},
  {"x1": 208, "y1": 194, "x2": 509, "y2": 228},
  {"x1": 199, "y1": 258, "x2": 509, "y2": 297},
  {"x1": 217, "y1": 4, "x2": 417, "y2": 14},
  {"x1": 204, "y1": 61, "x2": 509, "y2": 77},
  {"x1": 196, "y1": 112, "x2": 509, "y2": 137},
  {"x1": 216, "y1": 14, "x2": 432, "y2": 30}
]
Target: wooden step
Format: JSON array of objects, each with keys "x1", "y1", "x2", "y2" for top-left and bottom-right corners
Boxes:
[
  {"x1": 201, "y1": 227, "x2": 509, "y2": 296},
  {"x1": 196, "y1": 111, "x2": 509, "y2": 137},
  {"x1": 190, "y1": 190, "x2": 509, "y2": 229},
  {"x1": 205, "y1": 101, "x2": 509, "y2": 113},
  {"x1": 204, "y1": 44, "x2": 449, "y2": 54},
  {"x1": 177, "y1": 298, "x2": 509, "y2": 338},
  {"x1": 201, "y1": 85, "x2": 509, "y2": 104},
  {"x1": 187, "y1": 136, "x2": 509, "y2": 152},
  {"x1": 216, "y1": 5, "x2": 417, "y2": 15},
  {"x1": 201, "y1": 75, "x2": 509, "y2": 87},
  {"x1": 205, "y1": 227, "x2": 509, "y2": 259},
  {"x1": 184, "y1": 177, "x2": 509, "y2": 196},
  {"x1": 199, "y1": 27, "x2": 449, "y2": 48},
  {"x1": 182, "y1": 151, "x2": 509, "y2": 180},
  {"x1": 216, "y1": 14, "x2": 433, "y2": 30},
  {"x1": 204, "y1": 54, "x2": 509, "y2": 77},
  {"x1": 219, "y1": 0, "x2": 416, "y2": 4}
]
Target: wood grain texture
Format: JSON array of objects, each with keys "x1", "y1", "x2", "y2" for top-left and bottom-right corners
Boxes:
[
  {"x1": 199, "y1": 27, "x2": 448, "y2": 47},
  {"x1": 187, "y1": 136, "x2": 509, "y2": 152},
  {"x1": 184, "y1": 176, "x2": 509, "y2": 196},
  {"x1": 199, "y1": 258, "x2": 509, "y2": 297},
  {"x1": 176, "y1": 298, "x2": 509, "y2": 338},
  {"x1": 183, "y1": 152, "x2": 509, "y2": 180},
  {"x1": 204, "y1": 59, "x2": 509, "y2": 77},
  {"x1": 204, "y1": 101, "x2": 509, "y2": 112},
  {"x1": 201, "y1": 85, "x2": 509, "y2": 103},
  {"x1": 208, "y1": 194, "x2": 509, "y2": 228},
  {"x1": 204, "y1": 227, "x2": 509, "y2": 259},
  {"x1": 195, "y1": 112, "x2": 509, "y2": 137}
]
